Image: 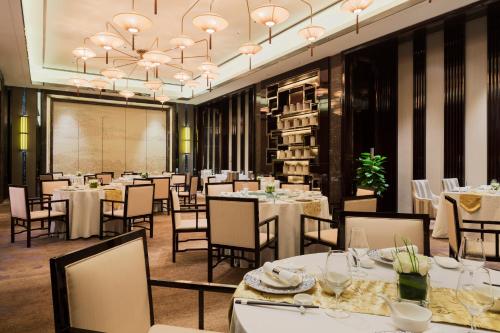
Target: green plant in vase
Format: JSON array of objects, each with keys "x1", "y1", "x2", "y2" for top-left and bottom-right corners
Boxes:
[
  {"x1": 88, "y1": 179, "x2": 99, "y2": 189},
  {"x1": 265, "y1": 183, "x2": 276, "y2": 202},
  {"x1": 355, "y1": 152, "x2": 388, "y2": 196},
  {"x1": 393, "y1": 241, "x2": 430, "y2": 305},
  {"x1": 141, "y1": 172, "x2": 149, "y2": 179}
]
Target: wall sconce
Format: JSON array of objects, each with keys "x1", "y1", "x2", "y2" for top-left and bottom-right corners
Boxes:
[
  {"x1": 180, "y1": 126, "x2": 191, "y2": 155},
  {"x1": 19, "y1": 115, "x2": 28, "y2": 151}
]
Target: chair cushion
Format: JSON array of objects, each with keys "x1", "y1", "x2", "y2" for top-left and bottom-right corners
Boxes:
[
  {"x1": 30, "y1": 209, "x2": 66, "y2": 219},
  {"x1": 178, "y1": 191, "x2": 190, "y2": 196},
  {"x1": 259, "y1": 232, "x2": 275, "y2": 246},
  {"x1": 104, "y1": 209, "x2": 125, "y2": 217},
  {"x1": 177, "y1": 218, "x2": 207, "y2": 230},
  {"x1": 482, "y1": 241, "x2": 500, "y2": 258},
  {"x1": 304, "y1": 229, "x2": 338, "y2": 245},
  {"x1": 149, "y1": 324, "x2": 218, "y2": 333}
]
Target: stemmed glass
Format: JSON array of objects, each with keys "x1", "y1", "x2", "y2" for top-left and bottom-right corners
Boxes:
[
  {"x1": 348, "y1": 227, "x2": 369, "y2": 277},
  {"x1": 456, "y1": 268, "x2": 494, "y2": 332},
  {"x1": 324, "y1": 250, "x2": 353, "y2": 319},
  {"x1": 458, "y1": 237, "x2": 486, "y2": 271}
]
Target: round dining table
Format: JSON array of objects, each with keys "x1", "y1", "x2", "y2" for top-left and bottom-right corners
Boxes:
[{"x1": 231, "y1": 252, "x2": 500, "y2": 333}]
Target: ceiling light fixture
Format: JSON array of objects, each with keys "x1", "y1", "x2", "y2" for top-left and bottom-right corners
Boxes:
[
  {"x1": 186, "y1": 80, "x2": 201, "y2": 98},
  {"x1": 113, "y1": 0, "x2": 153, "y2": 50},
  {"x1": 192, "y1": 5, "x2": 228, "y2": 50},
  {"x1": 298, "y1": 0, "x2": 325, "y2": 57},
  {"x1": 143, "y1": 49, "x2": 172, "y2": 66},
  {"x1": 119, "y1": 89, "x2": 135, "y2": 99},
  {"x1": 90, "y1": 30, "x2": 124, "y2": 64},
  {"x1": 239, "y1": 0, "x2": 262, "y2": 70},
  {"x1": 198, "y1": 61, "x2": 218, "y2": 74},
  {"x1": 341, "y1": 0, "x2": 373, "y2": 34},
  {"x1": 144, "y1": 78, "x2": 163, "y2": 91},
  {"x1": 251, "y1": 2, "x2": 289, "y2": 44}
]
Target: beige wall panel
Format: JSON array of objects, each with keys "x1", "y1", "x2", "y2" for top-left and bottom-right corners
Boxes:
[
  {"x1": 146, "y1": 110, "x2": 166, "y2": 174},
  {"x1": 52, "y1": 106, "x2": 79, "y2": 173},
  {"x1": 102, "y1": 107, "x2": 126, "y2": 177},
  {"x1": 77, "y1": 108, "x2": 102, "y2": 174},
  {"x1": 125, "y1": 108, "x2": 147, "y2": 172}
]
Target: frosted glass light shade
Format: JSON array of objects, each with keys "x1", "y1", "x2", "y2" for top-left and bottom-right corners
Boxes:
[
  {"x1": 298, "y1": 25, "x2": 325, "y2": 42},
  {"x1": 143, "y1": 49, "x2": 171, "y2": 65},
  {"x1": 198, "y1": 61, "x2": 218, "y2": 73},
  {"x1": 170, "y1": 35, "x2": 195, "y2": 49},
  {"x1": 90, "y1": 31, "x2": 124, "y2": 50},
  {"x1": 144, "y1": 79, "x2": 163, "y2": 91},
  {"x1": 68, "y1": 77, "x2": 89, "y2": 87},
  {"x1": 341, "y1": 0, "x2": 373, "y2": 13},
  {"x1": 137, "y1": 59, "x2": 158, "y2": 69},
  {"x1": 238, "y1": 42, "x2": 262, "y2": 55},
  {"x1": 72, "y1": 47, "x2": 96, "y2": 60},
  {"x1": 113, "y1": 11, "x2": 153, "y2": 33},
  {"x1": 251, "y1": 4, "x2": 289, "y2": 27},
  {"x1": 100, "y1": 67, "x2": 126, "y2": 81},
  {"x1": 174, "y1": 71, "x2": 191, "y2": 82},
  {"x1": 192, "y1": 12, "x2": 228, "y2": 33},
  {"x1": 90, "y1": 78, "x2": 109, "y2": 90},
  {"x1": 155, "y1": 94, "x2": 170, "y2": 103},
  {"x1": 119, "y1": 89, "x2": 135, "y2": 99}
]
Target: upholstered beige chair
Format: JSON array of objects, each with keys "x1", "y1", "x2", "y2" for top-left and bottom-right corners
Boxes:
[
  {"x1": 338, "y1": 211, "x2": 430, "y2": 256},
  {"x1": 206, "y1": 197, "x2": 278, "y2": 282},
  {"x1": 170, "y1": 190, "x2": 207, "y2": 263},
  {"x1": 207, "y1": 176, "x2": 216, "y2": 183},
  {"x1": 356, "y1": 187, "x2": 375, "y2": 196},
  {"x1": 444, "y1": 195, "x2": 500, "y2": 261},
  {"x1": 96, "y1": 172, "x2": 113, "y2": 185},
  {"x1": 280, "y1": 183, "x2": 311, "y2": 191},
  {"x1": 442, "y1": 178, "x2": 460, "y2": 192},
  {"x1": 41, "y1": 179, "x2": 70, "y2": 200},
  {"x1": 226, "y1": 171, "x2": 239, "y2": 183},
  {"x1": 39, "y1": 173, "x2": 54, "y2": 181},
  {"x1": 343, "y1": 196, "x2": 378, "y2": 212},
  {"x1": 233, "y1": 180, "x2": 259, "y2": 192},
  {"x1": 171, "y1": 174, "x2": 187, "y2": 192},
  {"x1": 205, "y1": 182, "x2": 233, "y2": 196},
  {"x1": 411, "y1": 179, "x2": 439, "y2": 218},
  {"x1": 151, "y1": 177, "x2": 170, "y2": 214},
  {"x1": 100, "y1": 184, "x2": 155, "y2": 239},
  {"x1": 50, "y1": 229, "x2": 236, "y2": 333},
  {"x1": 179, "y1": 176, "x2": 199, "y2": 204},
  {"x1": 9, "y1": 185, "x2": 69, "y2": 248}
]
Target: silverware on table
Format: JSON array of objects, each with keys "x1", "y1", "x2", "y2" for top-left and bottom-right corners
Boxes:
[{"x1": 234, "y1": 299, "x2": 318, "y2": 309}]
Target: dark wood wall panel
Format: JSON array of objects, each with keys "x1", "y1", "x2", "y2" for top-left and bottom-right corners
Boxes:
[
  {"x1": 413, "y1": 29, "x2": 426, "y2": 180},
  {"x1": 488, "y1": 3, "x2": 500, "y2": 181},
  {"x1": 443, "y1": 18, "x2": 466, "y2": 185}
]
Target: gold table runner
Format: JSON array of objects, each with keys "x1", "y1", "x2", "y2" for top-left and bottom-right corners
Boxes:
[
  {"x1": 460, "y1": 193, "x2": 482, "y2": 213},
  {"x1": 299, "y1": 200, "x2": 322, "y2": 217},
  {"x1": 104, "y1": 189, "x2": 123, "y2": 210},
  {"x1": 234, "y1": 279, "x2": 500, "y2": 332}
]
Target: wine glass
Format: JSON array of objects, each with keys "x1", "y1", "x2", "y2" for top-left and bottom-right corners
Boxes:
[
  {"x1": 348, "y1": 227, "x2": 370, "y2": 277},
  {"x1": 458, "y1": 237, "x2": 486, "y2": 271},
  {"x1": 324, "y1": 250, "x2": 352, "y2": 319},
  {"x1": 456, "y1": 268, "x2": 494, "y2": 332}
]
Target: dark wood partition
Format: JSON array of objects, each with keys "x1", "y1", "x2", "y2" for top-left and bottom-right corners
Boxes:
[
  {"x1": 488, "y1": 2, "x2": 500, "y2": 182},
  {"x1": 413, "y1": 29, "x2": 427, "y2": 180}
]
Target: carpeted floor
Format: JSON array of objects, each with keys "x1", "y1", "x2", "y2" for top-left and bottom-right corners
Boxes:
[{"x1": 0, "y1": 200, "x2": 456, "y2": 333}]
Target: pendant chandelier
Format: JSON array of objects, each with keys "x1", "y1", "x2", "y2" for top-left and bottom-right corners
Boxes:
[
  {"x1": 239, "y1": 0, "x2": 262, "y2": 70},
  {"x1": 341, "y1": 0, "x2": 373, "y2": 34},
  {"x1": 119, "y1": 89, "x2": 135, "y2": 99},
  {"x1": 298, "y1": 0, "x2": 325, "y2": 57},
  {"x1": 144, "y1": 78, "x2": 163, "y2": 91},
  {"x1": 251, "y1": 2, "x2": 289, "y2": 44}
]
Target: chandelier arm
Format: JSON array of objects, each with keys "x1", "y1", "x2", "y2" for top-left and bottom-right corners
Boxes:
[
  {"x1": 114, "y1": 61, "x2": 139, "y2": 68},
  {"x1": 106, "y1": 22, "x2": 134, "y2": 48},
  {"x1": 162, "y1": 47, "x2": 180, "y2": 53},
  {"x1": 127, "y1": 64, "x2": 139, "y2": 78},
  {"x1": 181, "y1": 0, "x2": 201, "y2": 34},
  {"x1": 149, "y1": 37, "x2": 160, "y2": 50},
  {"x1": 209, "y1": 0, "x2": 216, "y2": 11},
  {"x1": 111, "y1": 47, "x2": 140, "y2": 59},
  {"x1": 299, "y1": 0, "x2": 313, "y2": 24},
  {"x1": 246, "y1": 0, "x2": 251, "y2": 41},
  {"x1": 171, "y1": 55, "x2": 206, "y2": 60}
]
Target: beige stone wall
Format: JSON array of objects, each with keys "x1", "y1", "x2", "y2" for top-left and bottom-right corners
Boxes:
[{"x1": 52, "y1": 101, "x2": 166, "y2": 176}]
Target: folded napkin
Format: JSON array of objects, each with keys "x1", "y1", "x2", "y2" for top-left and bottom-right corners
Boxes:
[
  {"x1": 263, "y1": 262, "x2": 301, "y2": 286},
  {"x1": 379, "y1": 245, "x2": 418, "y2": 261}
]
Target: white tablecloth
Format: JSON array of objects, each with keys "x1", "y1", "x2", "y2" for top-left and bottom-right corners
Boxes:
[
  {"x1": 231, "y1": 253, "x2": 500, "y2": 333},
  {"x1": 52, "y1": 188, "x2": 122, "y2": 239},
  {"x1": 54, "y1": 174, "x2": 84, "y2": 185},
  {"x1": 433, "y1": 191, "x2": 500, "y2": 238}
]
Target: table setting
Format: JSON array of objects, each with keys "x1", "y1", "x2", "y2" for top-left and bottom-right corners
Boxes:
[{"x1": 231, "y1": 234, "x2": 500, "y2": 333}]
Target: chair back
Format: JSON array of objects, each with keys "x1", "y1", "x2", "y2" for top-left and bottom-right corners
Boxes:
[
  {"x1": 189, "y1": 176, "x2": 199, "y2": 195},
  {"x1": 170, "y1": 190, "x2": 182, "y2": 227},
  {"x1": 41, "y1": 180, "x2": 70, "y2": 196},
  {"x1": 339, "y1": 212, "x2": 430, "y2": 256},
  {"x1": 171, "y1": 174, "x2": 186, "y2": 186},
  {"x1": 411, "y1": 179, "x2": 433, "y2": 199},
  {"x1": 39, "y1": 173, "x2": 54, "y2": 181},
  {"x1": 226, "y1": 171, "x2": 239, "y2": 182},
  {"x1": 122, "y1": 171, "x2": 138, "y2": 176},
  {"x1": 280, "y1": 183, "x2": 310, "y2": 191},
  {"x1": 356, "y1": 187, "x2": 375, "y2": 196},
  {"x1": 152, "y1": 177, "x2": 169, "y2": 200},
  {"x1": 207, "y1": 176, "x2": 216, "y2": 183},
  {"x1": 9, "y1": 185, "x2": 29, "y2": 220},
  {"x1": 233, "y1": 180, "x2": 259, "y2": 192},
  {"x1": 206, "y1": 182, "x2": 233, "y2": 196},
  {"x1": 84, "y1": 175, "x2": 98, "y2": 185},
  {"x1": 52, "y1": 172, "x2": 64, "y2": 177},
  {"x1": 96, "y1": 173, "x2": 113, "y2": 185},
  {"x1": 50, "y1": 230, "x2": 153, "y2": 333},
  {"x1": 343, "y1": 196, "x2": 377, "y2": 212},
  {"x1": 442, "y1": 178, "x2": 460, "y2": 192},
  {"x1": 133, "y1": 179, "x2": 153, "y2": 185},
  {"x1": 444, "y1": 195, "x2": 463, "y2": 257},
  {"x1": 125, "y1": 184, "x2": 154, "y2": 218},
  {"x1": 207, "y1": 197, "x2": 258, "y2": 249}
]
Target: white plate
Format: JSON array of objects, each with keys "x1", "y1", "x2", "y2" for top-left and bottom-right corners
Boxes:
[
  {"x1": 244, "y1": 268, "x2": 316, "y2": 295},
  {"x1": 433, "y1": 256, "x2": 460, "y2": 269},
  {"x1": 367, "y1": 249, "x2": 393, "y2": 265}
]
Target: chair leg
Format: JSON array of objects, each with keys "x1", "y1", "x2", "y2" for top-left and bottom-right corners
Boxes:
[
  {"x1": 149, "y1": 214, "x2": 153, "y2": 238},
  {"x1": 27, "y1": 220, "x2": 31, "y2": 248},
  {"x1": 230, "y1": 249, "x2": 235, "y2": 267},
  {"x1": 11, "y1": 217, "x2": 15, "y2": 243},
  {"x1": 172, "y1": 232, "x2": 177, "y2": 263},
  {"x1": 255, "y1": 250, "x2": 261, "y2": 269},
  {"x1": 274, "y1": 238, "x2": 279, "y2": 260},
  {"x1": 65, "y1": 214, "x2": 70, "y2": 240},
  {"x1": 300, "y1": 234, "x2": 305, "y2": 255},
  {"x1": 208, "y1": 247, "x2": 213, "y2": 282}
]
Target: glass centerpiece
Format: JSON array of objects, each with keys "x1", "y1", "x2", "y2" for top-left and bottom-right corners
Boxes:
[
  {"x1": 393, "y1": 243, "x2": 430, "y2": 306},
  {"x1": 490, "y1": 178, "x2": 499, "y2": 191},
  {"x1": 76, "y1": 171, "x2": 82, "y2": 176},
  {"x1": 265, "y1": 183, "x2": 276, "y2": 202},
  {"x1": 88, "y1": 179, "x2": 99, "y2": 189}
]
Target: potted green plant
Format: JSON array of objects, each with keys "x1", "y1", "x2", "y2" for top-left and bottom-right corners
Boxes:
[{"x1": 355, "y1": 152, "x2": 388, "y2": 196}]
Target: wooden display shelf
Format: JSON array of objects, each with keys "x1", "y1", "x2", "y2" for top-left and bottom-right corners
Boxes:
[
  {"x1": 272, "y1": 125, "x2": 318, "y2": 134},
  {"x1": 279, "y1": 109, "x2": 318, "y2": 119}
]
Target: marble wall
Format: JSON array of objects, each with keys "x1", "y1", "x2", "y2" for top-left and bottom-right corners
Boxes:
[{"x1": 52, "y1": 101, "x2": 167, "y2": 176}]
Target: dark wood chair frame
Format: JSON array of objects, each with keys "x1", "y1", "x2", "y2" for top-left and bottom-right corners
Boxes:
[
  {"x1": 279, "y1": 182, "x2": 312, "y2": 190},
  {"x1": 83, "y1": 174, "x2": 101, "y2": 185},
  {"x1": 50, "y1": 229, "x2": 237, "y2": 333},
  {"x1": 40, "y1": 179, "x2": 71, "y2": 200},
  {"x1": 132, "y1": 178, "x2": 153, "y2": 184},
  {"x1": 206, "y1": 196, "x2": 279, "y2": 282},
  {"x1": 95, "y1": 172, "x2": 114, "y2": 185},
  {"x1": 300, "y1": 214, "x2": 339, "y2": 255},
  {"x1": 121, "y1": 171, "x2": 139, "y2": 176},
  {"x1": 10, "y1": 185, "x2": 69, "y2": 248},
  {"x1": 232, "y1": 179, "x2": 260, "y2": 192},
  {"x1": 150, "y1": 176, "x2": 171, "y2": 214},
  {"x1": 445, "y1": 195, "x2": 500, "y2": 262},
  {"x1": 205, "y1": 182, "x2": 233, "y2": 196},
  {"x1": 99, "y1": 184, "x2": 155, "y2": 239},
  {"x1": 170, "y1": 173, "x2": 187, "y2": 192},
  {"x1": 170, "y1": 189, "x2": 207, "y2": 263},
  {"x1": 179, "y1": 176, "x2": 199, "y2": 205},
  {"x1": 337, "y1": 211, "x2": 431, "y2": 256},
  {"x1": 52, "y1": 172, "x2": 64, "y2": 177}
]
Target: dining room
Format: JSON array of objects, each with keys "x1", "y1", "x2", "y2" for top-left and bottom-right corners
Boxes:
[{"x1": 0, "y1": 0, "x2": 500, "y2": 333}]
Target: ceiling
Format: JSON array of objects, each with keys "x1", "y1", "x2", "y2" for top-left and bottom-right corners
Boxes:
[{"x1": 3, "y1": 0, "x2": 484, "y2": 103}]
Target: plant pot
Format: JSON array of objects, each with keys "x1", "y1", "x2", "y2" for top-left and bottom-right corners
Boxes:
[{"x1": 398, "y1": 273, "x2": 429, "y2": 304}]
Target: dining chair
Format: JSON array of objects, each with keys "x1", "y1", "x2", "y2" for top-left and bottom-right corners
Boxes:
[
  {"x1": 444, "y1": 195, "x2": 500, "y2": 261},
  {"x1": 205, "y1": 182, "x2": 233, "y2": 196},
  {"x1": 280, "y1": 182, "x2": 311, "y2": 191},
  {"x1": 233, "y1": 180, "x2": 259, "y2": 192},
  {"x1": 179, "y1": 176, "x2": 199, "y2": 204},
  {"x1": 343, "y1": 195, "x2": 378, "y2": 212},
  {"x1": 207, "y1": 176, "x2": 216, "y2": 183},
  {"x1": 84, "y1": 174, "x2": 99, "y2": 185},
  {"x1": 41, "y1": 179, "x2": 71, "y2": 200},
  {"x1": 9, "y1": 185, "x2": 69, "y2": 248},
  {"x1": 206, "y1": 196, "x2": 279, "y2": 282},
  {"x1": 50, "y1": 229, "x2": 237, "y2": 333},
  {"x1": 100, "y1": 184, "x2": 155, "y2": 239},
  {"x1": 171, "y1": 174, "x2": 187, "y2": 192},
  {"x1": 411, "y1": 179, "x2": 439, "y2": 218},
  {"x1": 96, "y1": 173, "x2": 113, "y2": 185},
  {"x1": 39, "y1": 173, "x2": 54, "y2": 181},
  {"x1": 122, "y1": 171, "x2": 139, "y2": 176},
  {"x1": 170, "y1": 190, "x2": 207, "y2": 263},
  {"x1": 151, "y1": 177, "x2": 170, "y2": 214},
  {"x1": 442, "y1": 178, "x2": 460, "y2": 192},
  {"x1": 133, "y1": 178, "x2": 153, "y2": 185},
  {"x1": 356, "y1": 186, "x2": 375, "y2": 196},
  {"x1": 338, "y1": 211, "x2": 431, "y2": 256}
]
